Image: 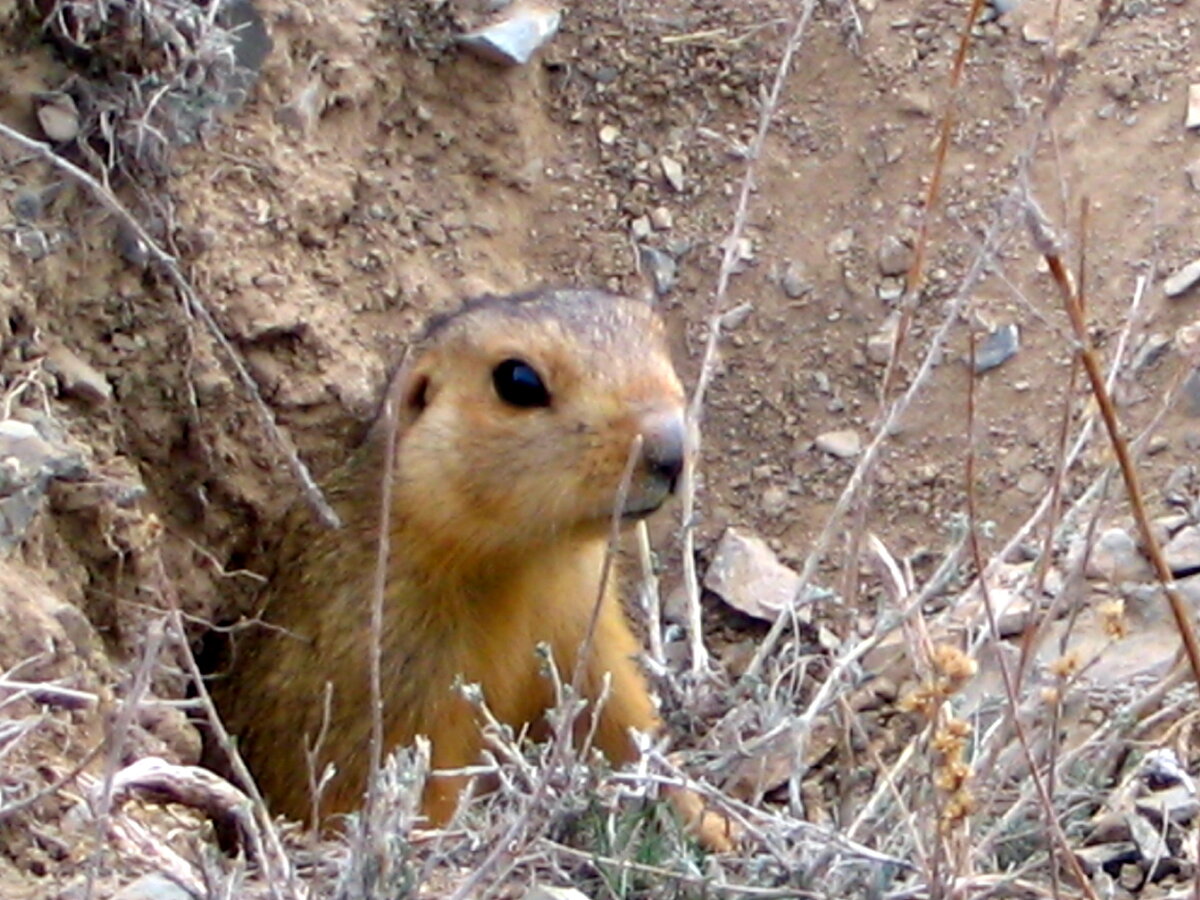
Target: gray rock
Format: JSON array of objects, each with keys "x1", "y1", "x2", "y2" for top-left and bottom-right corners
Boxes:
[
  {"x1": 0, "y1": 421, "x2": 86, "y2": 491},
  {"x1": 877, "y1": 234, "x2": 913, "y2": 277},
  {"x1": 1132, "y1": 332, "x2": 1171, "y2": 371},
  {"x1": 35, "y1": 92, "x2": 80, "y2": 142},
  {"x1": 639, "y1": 246, "x2": 677, "y2": 295},
  {"x1": 704, "y1": 527, "x2": 802, "y2": 621},
  {"x1": 1185, "y1": 370, "x2": 1200, "y2": 417},
  {"x1": 524, "y1": 887, "x2": 591, "y2": 900},
  {"x1": 418, "y1": 219, "x2": 448, "y2": 246},
  {"x1": 649, "y1": 206, "x2": 673, "y2": 231},
  {"x1": 629, "y1": 215, "x2": 651, "y2": 240},
  {"x1": 815, "y1": 429, "x2": 861, "y2": 459},
  {"x1": 1136, "y1": 784, "x2": 1200, "y2": 827},
  {"x1": 779, "y1": 260, "x2": 810, "y2": 299},
  {"x1": 974, "y1": 323, "x2": 1020, "y2": 373},
  {"x1": 11, "y1": 189, "x2": 43, "y2": 223},
  {"x1": 0, "y1": 420, "x2": 87, "y2": 551},
  {"x1": 1165, "y1": 259, "x2": 1200, "y2": 298},
  {"x1": 1165, "y1": 525, "x2": 1200, "y2": 574},
  {"x1": 113, "y1": 874, "x2": 195, "y2": 900},
  {"x1": 459, "y1": 3, "x2": 562, "y2": 66},
  {"x1": 1078, "y1": 527, "x2": 1152, "y2": 583},
  {"x1": 866, "y1": 313, "x2": 900, "y2": 364},
  {"x1": 226, "y1": 0, "x2": 272, "y2": 85},
  {"x1": 12, "y1": 226, "x2": 51, "y2": 261},
  {"x1": 660, "y1": 156, "x2": 685, "y2": 192},
  {"x1": 877, "y1": 276, "x2": 905, "y2": 303}
]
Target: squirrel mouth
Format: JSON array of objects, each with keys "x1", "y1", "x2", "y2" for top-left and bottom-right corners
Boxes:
[
  {"x1": 620, "y1": 488, "x2": 672, "y2": 521},
  {"x1": 621, "y1": 501, "x2": 664, "y2": 522}
]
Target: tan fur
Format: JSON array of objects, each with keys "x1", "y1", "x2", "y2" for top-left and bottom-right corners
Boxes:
[{"x1": 213, "y1": 289, "x2": 730, "y2": 848}]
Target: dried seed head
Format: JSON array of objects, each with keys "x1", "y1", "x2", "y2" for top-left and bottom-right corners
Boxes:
[{"x1": 933, "y1": 643, "x2": 978, "y2": 687}]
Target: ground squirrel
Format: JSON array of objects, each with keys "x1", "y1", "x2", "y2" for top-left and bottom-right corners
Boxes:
[{"x1": 212, "y1": 288, "x2": 730, "y2": 848}]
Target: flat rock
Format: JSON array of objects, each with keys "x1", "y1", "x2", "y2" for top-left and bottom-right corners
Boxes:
[
  {"x1": 35, "y1": 92, "x2": 79, "y2": 142},
  {"x1": 113, "y1": 874, "x2": 195, "y2": 900},
  {"x1": 1165, "y1": 259, "x2": 1200, "y2": 298},
  {"x1": 524, "y1": 888, "x2": 591, "y2": 900},
  {"x1": 459, "y1": 1, "x2": 562, "y2": 66},
  {"x1": 1187, "y1": 83, "x2": 1200, "y2": 130},
  {"x1": 705, "y1": 527, "x2": 802, "y2": 622},
  {"x1": 1078, "y1": 527, "x2": 1152, "y2": 583},
  {"x1": 1165, "y1": 525, "x2": 1200, "y2": 575},
  {"x1": 815, "y1": 429, "x2": 861, "y2": 459},
  {"x1": 46, "y1": 345, "x2": 112, "y2": 407}
]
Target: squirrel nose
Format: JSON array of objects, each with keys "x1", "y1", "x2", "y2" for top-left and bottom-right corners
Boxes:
[{"x1": 639, "y1": 411, "x2": 686, "y2": 490}]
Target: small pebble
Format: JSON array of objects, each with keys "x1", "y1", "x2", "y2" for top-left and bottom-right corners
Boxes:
[
  {"x1": 1165, "y1": 259, "x2": 1200, "y2": 298},
  {"x1": 761, "y1": 485, "x2": 788, "y2": 518},
  {"x1": 113, "y1": 874, "x2": 195, "y2": 900},
  {"x1": 1016, "y1": 470, "x2": 1047, "y2": 495},
  {"x1": 1187, "y1": 83, "x2": 1200, "y2": 130},
  {"x1": 45, "y1": 345, "x2": 112, "y2": 407},
  {"x1": 660, "y1": 156, "x2": 685, "y2": 192},
  {"x1": 35, "y1": 92, "x2": 80, "y2": 142},
  {"x1": 827, "y1": 228, "x2": 855, "y2": 255},
  {"x1": 877, "y1": 234, "x2": 913, "y2": 277},
  {"x1": 779, "y1": 260, "x2": 810, "y2": 299},
  {"x1": 974, "y1": 323, "x2": 1020, "y2": 373},
  {"x1": 639, "y1": 246, "x2": 677, "y2": 295},
  {"x1": 649, "y1": 206, "x2": 673, "y2": 230},
  {"x1": 815, "y1": 429, "x2": 861, "y2": 459}
]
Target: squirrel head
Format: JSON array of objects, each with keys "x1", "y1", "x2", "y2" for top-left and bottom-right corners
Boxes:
[{"x1": 387, "y1": 288, "x2": 687, "y2": 563}]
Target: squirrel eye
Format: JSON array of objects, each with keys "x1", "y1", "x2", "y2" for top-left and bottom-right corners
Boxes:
[{"x1": 492, "y1": 358, "x2": 550, "y2": 408}]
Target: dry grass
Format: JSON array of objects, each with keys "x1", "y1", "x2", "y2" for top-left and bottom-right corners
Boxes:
[{"x1": 3, "y1": 0, "x2": 1200, "y2": 898}]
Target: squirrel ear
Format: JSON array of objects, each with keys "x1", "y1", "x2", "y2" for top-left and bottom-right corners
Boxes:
[
  {"x1": 369, "y1": 350, "x2": 426, "y2": 446},
  {"x1": 401, "y1": 369, "x2": 430, "y2": 414}
]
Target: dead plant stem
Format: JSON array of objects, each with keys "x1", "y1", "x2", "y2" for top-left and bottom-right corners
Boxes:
[
  {"x1": 965, "y1": 329, "x2": 1099, "y2": 900},
  {"x1": 1030, "y1": 201, "x2": 1200, "y2": 687}
]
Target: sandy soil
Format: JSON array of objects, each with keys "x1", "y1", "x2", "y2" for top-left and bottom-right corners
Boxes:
[{"x1": 1, "y1": 0, "x2": 1198, "y2": 895}]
